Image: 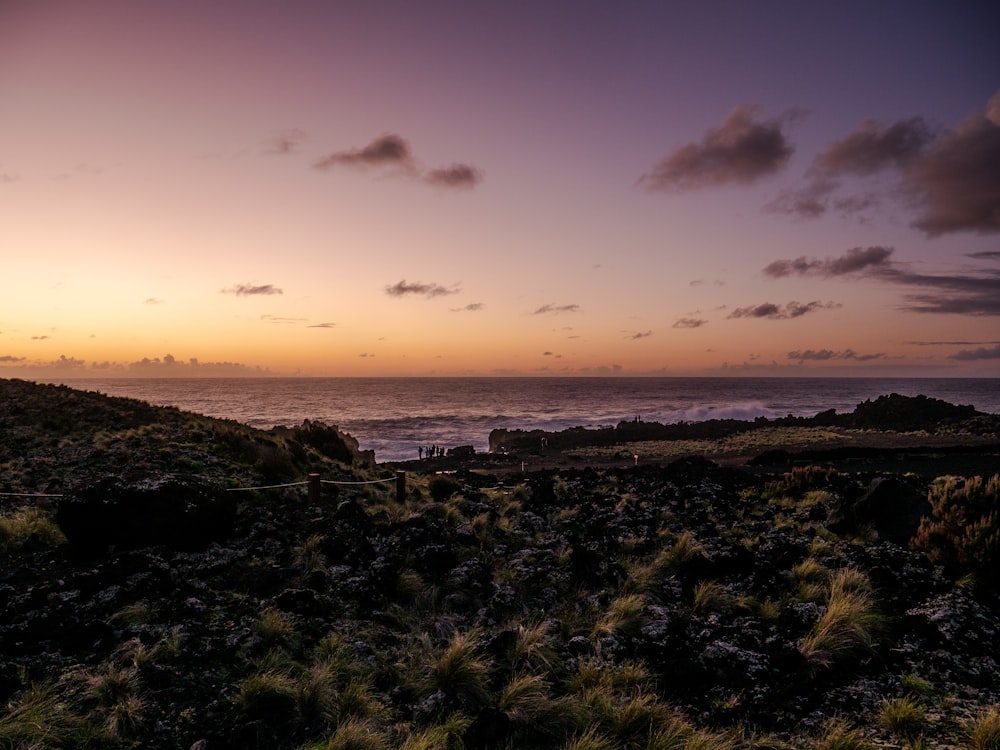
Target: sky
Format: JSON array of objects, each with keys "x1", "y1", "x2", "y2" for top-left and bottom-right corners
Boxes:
[{"x1": 2, "y1": 0, "x2": 999, "y2": 378}]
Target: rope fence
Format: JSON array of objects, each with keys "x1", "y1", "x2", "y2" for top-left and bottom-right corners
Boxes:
[{"x1": 1, "y1": 470, "x2": 516, "y2": 504}]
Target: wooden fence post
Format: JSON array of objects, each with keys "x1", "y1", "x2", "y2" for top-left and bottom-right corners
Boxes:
[
  {"x1": 308, "y1": 473, "x2": 321, "y2": 503},
  {"x1": 396, "y1": 471, "x2": 406, "y2": 503}
]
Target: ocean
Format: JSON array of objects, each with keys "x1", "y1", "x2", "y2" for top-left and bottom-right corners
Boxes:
[{"x1": 54, "y1": 377, "x2": 1000, "y2": 463}]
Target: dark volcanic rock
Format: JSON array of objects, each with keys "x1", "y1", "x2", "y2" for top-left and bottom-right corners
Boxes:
[{"x1": 56, "y1": 473, "x2": 236, "y2": 551}]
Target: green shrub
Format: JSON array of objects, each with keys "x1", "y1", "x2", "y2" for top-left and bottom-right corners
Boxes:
[
  {"x1": 966, "y1": 705, "x2": 1000, "y2": 750},
  {"x1": 798, "y1": 568, "x2": 885, "y2": 668},
  {"x1": 238, "y1": 670, "x2": 299, "y2": 722},
  {"x1": 880, "y1": 695, "x2": 925, "y2": 739},
  {"x1": 429, "y1": 476, "x2": 463, "y2": 503},
  {"x1": 417, "y1": 630, "x2": 492, "y2": 708},
  {"x1": 912, "y1": 474, "x2": 1000, "y2": 591},
  {"x1": 814, "y1": 717, "x2": 873, "y2": 750},
  {"x1": 0, "y1": 507, "x2": 66, "y2": 551}
]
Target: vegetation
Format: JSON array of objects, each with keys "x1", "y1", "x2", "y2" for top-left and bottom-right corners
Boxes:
[{"x1": 2, "y1": 379, "x2": 999, "y2": 749}]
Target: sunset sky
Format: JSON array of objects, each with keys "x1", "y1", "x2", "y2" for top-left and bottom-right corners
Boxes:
[{"x1": 2, "y1": 1, "x2": 999, "y2": 378}]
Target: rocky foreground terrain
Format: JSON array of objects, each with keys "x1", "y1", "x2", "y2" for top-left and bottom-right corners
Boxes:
[{"x1": 2, "y1": 378, "x2": 1000, "y2": 749}]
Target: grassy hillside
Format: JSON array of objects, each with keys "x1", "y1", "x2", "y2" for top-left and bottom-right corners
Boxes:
[{"x1": 2, "y1": 379, "x2": 999, "y2": 749}]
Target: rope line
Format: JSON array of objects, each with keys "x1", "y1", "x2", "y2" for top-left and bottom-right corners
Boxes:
[
  {"x1": 320, "y1": 478, "x2": 396, "y2": 486},
  {"x1": 224, "y1": 481, "x2": 308, "y2": 492},
  {"x1": 0, "y1": 491, "x2": 65, "y2": 498},
  {"x1": 3, "y1": 476, "x2": 400, "y2": 498}
]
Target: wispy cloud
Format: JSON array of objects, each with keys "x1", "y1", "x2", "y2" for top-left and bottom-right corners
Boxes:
[
  {"x1": 143, "y1": 298, "x2": 163, "y2": 305},
  {"x1": 950, "y1": 343, "x2": 1000, "y2": 361},
  {"x1": 673, "y1": 317, "x2": 708, "y2": 328},
  {"x1": 314, "y1": 133, "x2": 484, "y2": 190},
  {"x1": 263, "y1": 128, "x2": 307, "y2": 155},
  {"x1": 763, "y1": 246, "x2": 1000, "y2": 315},
  {"x1": 223, "y1": 283, "x2": 283, "y2": 296},
  {"x1": 626, "y1": 330, "x2": 654, "y2": 339},
  {"x1": 638, "y1": 105, "x2": 794, "y2": 192},
  {"x1": 307, "y1": 322, "x2": 337, "y2": 328},
  {"x1": 314, "y1": 133, "x2": 414, "y2": 171},
  {"x1": 532, "y1": 303, "x2": 581, "y2": 315},
  {"x1": 0, "y1": 355, "x2": 26, "y2": 363},
  {"x1": 728, "y1": 301, "x2": 840, "y2": 320},
  {"x1": 424, "y1": 164, "x2": 483, "y2": 189},
  {"x1": 260, "y1": 314, "x2": 307, "y2": 324},
  {"x1": 787, "y1": 348, "x2": 885, "y2": 362},
  {"x1": 762, "y1": 246, "x2": 894, "y2": 278},
  {"x1": 816, "y1": 117, "x2": 933, "y2": 175},
  {"x1": 385, "y1": 279, "x2": 459, "y2": 298},
  {"x1": 450, "y1": 302, "x2": 484, "y2": 312}
]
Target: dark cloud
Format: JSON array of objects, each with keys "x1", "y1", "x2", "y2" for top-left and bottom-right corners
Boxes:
[
  {"x1": 787, "y1": 349, "x2": 885, "y2": 362},
  {"x1": 767, "y1": 246, "x2": 1000, "y2": 315},
  {"x1": 814, "y1": 118, "x2": 933, "y2": 176},
  {"x1": 728, "y1": 301, "x2": 839, "y2": 320},
  {"x1": 950, "y1": 343, "x2": 1000, "y2": 361},
  {"x1": 0, "y1": 355, "x2": 26, "y2": 362},
  {"x1": 768, "y1": 117, "x2": 931, "y2": 220},
  {"x1": 673, "y1": 317, "x2": 707, "y2": 329},
  {"x1": 263, "y1": 128, "x2": 307, "y2": 155},
  {"x1": 450, "y1": 303, "x2": 484, "y2": 312},
  {"x1": 307, "y1": 322, "x2": 337, "y2": 328},
  {"x1": 906, "y1": 90, "x2": 1000, "y2": 236},
  {"x1": 532, "y1": 303, "x2": 581, "y2": 315},
  {"x1": 763, "y1": 246, "x2": 894, "y2": 278},
  {"x1": 424, "y1": 163, "x2": 483, "y2": 189},
  {"x1": 639, "y1": 105, "x2": 793, "y2": 192},
  {"x1": 223, "y1": 283, "x2": 283, "y2": 296},
  {"x1": 628, "y1": 330, "x2": 653, "y2": 340},
  {"x1": 358, "y1": 353, "x2": 374, "y2": 358},
  {"x1": 314, "y1": 134, "x2": 414, "y2": 171},
  {"x1": 31, "y1": 335, "x2": 50, "y2": 340},
  {"x1": 968, "y1": 251, "x2": 1000, "y2": 260},
  {"x1": 385, "y1": 280, "x2": 458, "y2": 298}
]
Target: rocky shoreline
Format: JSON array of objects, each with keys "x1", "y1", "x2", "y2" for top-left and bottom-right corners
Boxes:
[{"x1": 2, "y1": 379, "x2": 1000, "y2": 749}]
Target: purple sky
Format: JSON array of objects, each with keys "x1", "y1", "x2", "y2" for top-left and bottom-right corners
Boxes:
[{"x1": 2, "y1": 1, "x2": 999, "y2": 377}]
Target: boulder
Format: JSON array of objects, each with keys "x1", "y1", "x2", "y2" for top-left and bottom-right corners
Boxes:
[{"x1": 57, "y1": 473, "x2": 236, "y2": 552}]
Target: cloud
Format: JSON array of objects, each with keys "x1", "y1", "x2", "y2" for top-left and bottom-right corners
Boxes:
[
  {"x1": 144, "y1": 298, "x2": 162, "y2": 305},
  {"x1": 424, "y1": 163, "x2": 483, "y2": 189},
  {"x1": 0, "y1": 355, "x2": 25, "y2": 362},
  {"x1": 314, "y1": 133, "x2": 414, "y2": 171},
  {"x1": 673, "y1": 317, "x2": 707, "y2": 328},
  {"x1": 263, "y1": 128, "x2": 306, "y2": 155},
  {"x1": 762, "y1": 246, "x2": 894, "y2": 278},
  {"x1": 814, "y1": 118, "x2": 933, "y2": 176},
  {"x1": 638, "y1": 105, "x2": 793, "y2": 192},
  {"x1": 627, "y1": 330, "x2": 654, "y2": 339},
  {"x1": 385, "y1": 279, "x2": 458, "y2": 298},
  {"x1": 950, "y1": 343, "x2": 1000, "y2": 361},
  {"x1": 763, "y1": 246, "x2": 1000, "y2": 315},
  {"x1": 223, "y1": 283, "x2": 283, "y2": 296},
  {"x1": 31, "y1": 335, "x2": 50, "y2": 340},
  {"x1": 767, "y1": 117, "x2": 932, "y2": 220},
  {"x1": 728, "y1": 301, "x2": 839, "y2": 320},
  {"x1": 532, "y1": 303, "x2": 581, "y2": 315},
  {"x1": 358, "y1": 353, "x2": 375, "y2": 358},
  {"x1": 787, "y1": 348, "x2": 886, "y2": 362},
  {"x1": 968, "y1": 251, "x2": 1000, "y2": 260},
  {"x1": 1, "y1": 173, "x2": 19, "y2": 183},
  {"x1": 307, "y1": 322, "x2": 337, "y2": 328},
  {"x1": 260, "y1": 314, "x2": 306, "y2": 323},
  {"x1": 906, "y1": 89, "x2": 1000, "y2": 235},
  {"x1": 450, "y1": 303, "x2": 484, "y2": 312}
]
